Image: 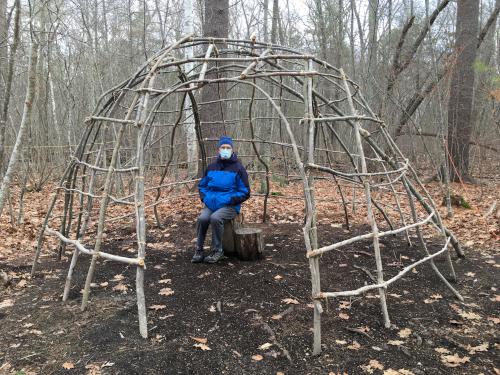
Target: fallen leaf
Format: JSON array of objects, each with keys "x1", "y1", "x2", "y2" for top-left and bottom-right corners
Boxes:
[
  {"x1": 274, "y1": 275, "x2": 283, "y2": 280},
  {"x1": 258, "y1": 343, "x2": 273, "y2": 350},
  {"x1": 487, "y1": 317, "x2": 500, "y2": 324},
  {"x1": 466, "y1": 342, "x2": 489, "y2": 354},
  {"x1": 335, "y1": 340, "x2": 347, "y2": 345},
  {"x1": 0, "y1": 299, "x2": 14, "y2": 309},
  {"x1": 435, "y1": 347, "x2": 450, "y2": 354},
  {"x1": 159, "y1": 288, "x2": 174, "y2": 296},
  {"x1": 388, "y1": 340, "x2": 404, "y2": 346},
  {"x1": 271, "y1": 314, "x2": 282, "y2": 320},
  {"x1": 383, "y1": 370, "x2": 415, "y2": 375},
  {"x1": 148, "y1": 304, "x2": 166, "y2": 310},
  {"x1": 440, "y1": 353, "x2": 470, "y2": 367},
  {"x1": 251, "y1": 354, "x2": 263, "y2": 361},
  {"x1": 281, "y1": 298, "x2": 299, "y2": 305},
  {"x1": 158, "y1": 279, "x2": 172, "y2": 284},
  {"x1": 465, "y1": 272, "x2": 475, "y2": 277},
  {"x1": 112, "y1": 283, "x2": 128, "y2": 292},
  {"x1": 338, "y1": 313, "x2": 350, "y2": 320},
  {"x1": 16, "y1": 279, "x2": 27, "y2": 288},
  {"x1": 398, "y1": 328, "x2": 412, "y2": 338},
  {"x1": 62, "y1": 362, "x2": 74, "y2": 369},
  {"x1": 347, "y1": 341, "x2": 361, "y2": 350},
  {"x1": 193, "y1": 343, "x2": 211, "y2": 351},
  {"x1": 190, "y1": 337, "x2": 208, "y2": 344},
  {"x1": 361, "y1": 359, "x2": 384, "y2": 373},
  {"x1": 112, "y1": 274, "x2": 124, "y2": 281},
  {"x1": 459, "y1": 310, "x2": 481, "y2": 321},
  {"x1": 99, "y1": 282, "x2": 108, "y2": 287}
]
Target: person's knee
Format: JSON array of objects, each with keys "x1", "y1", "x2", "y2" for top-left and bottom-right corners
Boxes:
[
  {"x1": 198, "y1": 213, "x2": 210, "y2": 224},
  {"x1": 210, "y1": 214, "x2": 223, "y2": 225}
]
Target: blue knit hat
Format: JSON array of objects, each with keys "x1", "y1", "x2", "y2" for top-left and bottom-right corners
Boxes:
[{"x1": 218, "y1": 135, "x2": 233, "y2": 148}]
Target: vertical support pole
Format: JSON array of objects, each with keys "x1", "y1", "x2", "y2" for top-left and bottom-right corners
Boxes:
[
  {"x1": 63, "y1": 137, "x2": 106, "y2": 301},
  {"x1": 341, "y1": 69, "x2": 390, "y2": 328},
  {"x1": 81, "y1": 122, "x2": 128, "y2": 310},
  {"x1": 134, "y1": 75, "x2": 156, "y2": 338},
  {"x1": 304, "y1": 59, "x2": 322, "y2": 355}
]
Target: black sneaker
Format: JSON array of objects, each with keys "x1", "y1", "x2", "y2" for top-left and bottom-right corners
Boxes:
[
  {"x1": 191, "y1": 249, "x2": 204, "y2": 263},
  {"x1": 204, "y1": 249, "x2": 224, "y2": 264}
]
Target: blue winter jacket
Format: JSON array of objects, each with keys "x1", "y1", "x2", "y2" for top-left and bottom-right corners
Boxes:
[{"x1": 198, "y1": 153, "x2": 250, "y2": 213}]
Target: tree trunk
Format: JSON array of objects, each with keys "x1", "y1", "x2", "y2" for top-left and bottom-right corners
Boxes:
[
  {"x1": 0, "y1": 0, "x2": 19, "y2": 172},
  {"x1": 447, "y1": 0, "x2": 479, "y2": 182},
  {"x1": 183, "y1": 0, "x2": 198, "y2": 179},
  {"x1": 0, "y1": 38, "x2": 39, "y2": 217},
  {"x1": 200, "y1": 0, "x2": 229, "y2": 158},
  {"x1": 263, "y1": 0, "x2": 269, "y2": 42},
  {"x1": 367, "y1": 0, "x2": 379, "y2": 68}
]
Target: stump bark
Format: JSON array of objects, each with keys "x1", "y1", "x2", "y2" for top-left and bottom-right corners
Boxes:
[
  {"x1": 222, "y1": 214, "x2": 243, "y2": 256},
  {"x1": 234, "y1": 227, "x2": 263, "y2": 261}
]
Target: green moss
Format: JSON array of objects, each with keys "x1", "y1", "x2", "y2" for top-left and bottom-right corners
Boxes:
[{"x1": 461, "y1": 200, "x2": 471, "y2": 209}]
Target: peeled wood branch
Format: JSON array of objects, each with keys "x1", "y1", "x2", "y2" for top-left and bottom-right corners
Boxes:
[
  {"x1": 307, "y1": 212, "x2": 434, "y2": 258},
  {"x1": 319, "y1": 237, "x2": 451, "y2": 299},
  {"x1": 46, "y1": 227, "x2": 144, "y2": 266}
]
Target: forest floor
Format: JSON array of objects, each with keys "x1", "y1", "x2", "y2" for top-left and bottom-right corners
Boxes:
[{"x1": 0, "y1": 179, "x2": 498, "y2": 374}]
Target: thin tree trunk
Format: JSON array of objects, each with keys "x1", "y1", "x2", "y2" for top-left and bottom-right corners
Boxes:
[
  {"x1": 0, "y1": 39, "x2": 39, "y2": 217},
  {"x1": 0, "y1": 0, "x2": 20, "y2": 172},
  {"x1": 183, "y1": 0, "x2": 198, "y2": 178}
]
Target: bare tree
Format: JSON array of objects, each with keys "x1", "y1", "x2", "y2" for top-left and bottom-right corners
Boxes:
[{"x1": 0, "y1": 34, "x2": 39, "y2": 216}]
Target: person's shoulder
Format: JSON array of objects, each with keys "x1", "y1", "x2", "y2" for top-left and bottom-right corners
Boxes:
[
  {"x1": 235, "y1": 160, "x2": 248, "y2": 174},
  {"x1": 206, "y1": 161, "x2": 219, "y2": 170}
]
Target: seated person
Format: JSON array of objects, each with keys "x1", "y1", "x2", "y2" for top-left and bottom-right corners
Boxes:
[{"x1": 192, "y1": 136, "x2": 250, "y2": 264}]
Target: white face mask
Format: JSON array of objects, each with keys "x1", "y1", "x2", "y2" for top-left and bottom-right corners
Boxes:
[{"x1": 219, "y1": 149, "x2": 232, "y2": 159}]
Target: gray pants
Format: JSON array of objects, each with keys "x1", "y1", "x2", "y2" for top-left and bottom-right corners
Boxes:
[{"x1": 196, "y1": 206, "x2": 238, "y2": 252}]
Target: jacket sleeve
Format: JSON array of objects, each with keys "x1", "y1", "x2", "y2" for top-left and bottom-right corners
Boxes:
[
  {"x1": 198, "y1": 169, "x2": 209, "y2": 202},
  {"x1": 230, "y1": 165, "x2": 250, "y2": 205}
]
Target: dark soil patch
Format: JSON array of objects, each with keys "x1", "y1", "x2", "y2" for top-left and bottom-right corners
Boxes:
[{"x1": 0, "y1": 217, "x2": 499, "y2": 374}]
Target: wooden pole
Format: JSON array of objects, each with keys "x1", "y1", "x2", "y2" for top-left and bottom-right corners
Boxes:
[{"x1": 341, "y1": 69, "x2": 390, "y2": 328}]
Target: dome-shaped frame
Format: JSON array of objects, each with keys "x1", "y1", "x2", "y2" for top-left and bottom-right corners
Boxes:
[{"x1": 31, "y1": 35, "x2": 463, "y2": 355}]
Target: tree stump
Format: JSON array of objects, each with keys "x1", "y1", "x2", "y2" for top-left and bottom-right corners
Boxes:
[
  {"x1": 234, "y1": 227, "x2": 263, "y2": 261},
  {"x1": 222, "y1": 214, "x2": 243, "y2": 256}
]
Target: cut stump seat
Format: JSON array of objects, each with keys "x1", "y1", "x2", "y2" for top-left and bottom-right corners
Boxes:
[{"x1": 222, "y1": 215, "x2": 263, "y2": 260}]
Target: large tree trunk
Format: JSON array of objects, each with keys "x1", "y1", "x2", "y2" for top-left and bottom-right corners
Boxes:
[
  {"x1": 446, "y1": 0, "x2": 479, "y2": 182},
  {"x1": 200, "y1": 0, "x2": 229, "y2": 157}
]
